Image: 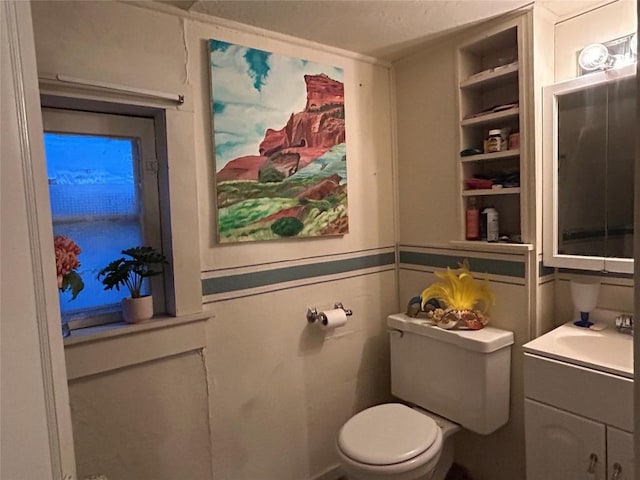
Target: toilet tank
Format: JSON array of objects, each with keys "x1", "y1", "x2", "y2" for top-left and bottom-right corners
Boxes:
[{"x1": 388, "y1": 313, "x2": 514, "y2": 435}]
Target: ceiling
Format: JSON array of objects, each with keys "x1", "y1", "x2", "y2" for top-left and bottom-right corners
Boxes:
[{"x1": 160, "y1": 0, "x2": 614, "y2": 61}]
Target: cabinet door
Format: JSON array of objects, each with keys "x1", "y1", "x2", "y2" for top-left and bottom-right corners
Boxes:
[
  {"x1": 525, "y1": 399, "x2": 606, "y2": 480},
  {"x1": 607, "y1": 427, "x2": 634, "y2": 480}
]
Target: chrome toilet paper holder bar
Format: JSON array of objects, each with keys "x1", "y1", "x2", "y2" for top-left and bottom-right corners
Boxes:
[{"x1": 307, "y1": 302, "x2": 353, "y2": 324}]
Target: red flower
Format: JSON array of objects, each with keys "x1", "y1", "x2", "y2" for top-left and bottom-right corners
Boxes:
[{"x1": 54, "y1": 235, "x2": 84, "y2": 300}]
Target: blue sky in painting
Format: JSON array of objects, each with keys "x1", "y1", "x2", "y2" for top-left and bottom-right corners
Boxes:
[{"x1": 209, "y1": 40, "x2": 343, "y2": 172}]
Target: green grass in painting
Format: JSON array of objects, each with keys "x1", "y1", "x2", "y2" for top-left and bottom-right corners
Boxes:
[
  {"x1": 218, "y1": 197, "x2": 298, "y2": 234},
  {"x1": 216, "y1": 173, "x2": 348, "y2": 242},
  {"x1": 216, "y1": 177, "x2": 318, "y2": 209}
]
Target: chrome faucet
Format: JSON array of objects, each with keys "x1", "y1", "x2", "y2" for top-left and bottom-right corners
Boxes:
[{"x1": 615, "y1": 314, "x2": 633, "y2": 335}]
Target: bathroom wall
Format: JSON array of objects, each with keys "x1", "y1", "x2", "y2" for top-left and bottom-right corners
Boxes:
[
  {"x1": 551, "y1": 0, "x2": 636, "y2": 324},
  {"x1": 393, "y1": 12, "x2": 537, "y2": 480},
  {"x1": 31, "y1": 2, "x2": 397, "y2": 479},
  {"x1": 392, "y1": 5, "x2": 636, "y2": 480}
]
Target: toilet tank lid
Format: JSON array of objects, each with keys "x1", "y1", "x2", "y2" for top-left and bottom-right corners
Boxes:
[{"x1": 388, "y1": 313, "x2": 514, "y2": 353}]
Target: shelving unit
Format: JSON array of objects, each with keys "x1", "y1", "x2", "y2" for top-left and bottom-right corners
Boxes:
[
  {"x1": 456, "y1": 21, "x2": 528, "y2": 247},
  {"x1": 461, "y1": 149, "x2": 520, "y2": 163},
  {"x1": 460, "y1": 107, "x2": 520, "y2": 127},
  {"x1": 461, "y1": 187, "x2": 520, "y2": 196}
]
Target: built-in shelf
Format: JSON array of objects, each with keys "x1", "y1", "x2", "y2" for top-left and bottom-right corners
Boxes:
[
  {"x1": 449, "y1": 240, "x2": 533, "y2": 253},
  {"x1": 461, "y1": 107, "x2": 520, "y2": 127},
  {"x1": 457, "y1": 23, "x2": 524, "y2": 243},
  {"x1": 459, "y1": 62, "x2": 519, "y2": 90},
  {"x1": 461, "y1": 149, "x2": 520, "y2": 163},
  {"x1": 462, "y1": 187, "x2": 520, "y2": 196}
]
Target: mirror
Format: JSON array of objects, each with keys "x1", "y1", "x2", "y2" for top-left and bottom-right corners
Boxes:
[{"x1": 543, "y1": 64, "x2": 636, "y2": 274}]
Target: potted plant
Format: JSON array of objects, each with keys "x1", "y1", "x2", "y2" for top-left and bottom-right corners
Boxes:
[{"x1": 97, "y1": 246, "x2": 167, "y2": 323}]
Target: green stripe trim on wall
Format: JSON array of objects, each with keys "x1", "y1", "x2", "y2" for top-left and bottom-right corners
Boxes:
[
  {"x1": 558, "y1": 267, "x2": 633, "y2": 280},
  {"x1": 399, "y1": 251, "x2": 525, "y2": 278},
  {"x1": 539, "y1": 262, "x2": 555, "y2": 277},
  {"x1": 202, "y1": 252, "x2": 396, "y2": 296}
]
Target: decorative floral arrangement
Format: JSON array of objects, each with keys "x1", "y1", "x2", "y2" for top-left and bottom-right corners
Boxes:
[
  {"x1": 419, "y1": 260, "x2": 495, "y2": 330},
  {"x1": 54, "y1": 235, "x2": 84, "y2": 300}
]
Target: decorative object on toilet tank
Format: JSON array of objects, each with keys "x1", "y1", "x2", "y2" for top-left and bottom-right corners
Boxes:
[
  {"x1": 420, "y1": 260, "x2": 495, "y2": 330},
  {"x1": 209, "y1": 39, "x2": 348, "y2": 243},
  {"x1": 405, "y1": 295, "x2": 441, "y2": 318},
  {"x1": 97, "y1": 246, "x2": 167, "y2": 323}
]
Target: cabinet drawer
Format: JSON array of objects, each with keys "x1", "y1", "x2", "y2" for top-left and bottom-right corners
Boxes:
[{"x1": 524, "y1": 353, "x2": 633, "y2": 432}]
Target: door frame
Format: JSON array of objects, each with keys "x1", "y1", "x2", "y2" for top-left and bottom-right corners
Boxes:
[{"x1": 1, "y1": 2, "x2": 76, "y2": 478}]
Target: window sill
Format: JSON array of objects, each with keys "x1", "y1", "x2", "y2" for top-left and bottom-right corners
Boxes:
[{"x1": 63, "y1": 312, "x2": 212, "y2": 380}]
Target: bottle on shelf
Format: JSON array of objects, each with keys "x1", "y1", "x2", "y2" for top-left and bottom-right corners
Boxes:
[
  {"x1": 481, "y1": 206, "x2": 499, "y2": 242},
  {"x1": 466, "y1": 197, "x2": 480, "y2": 240}
]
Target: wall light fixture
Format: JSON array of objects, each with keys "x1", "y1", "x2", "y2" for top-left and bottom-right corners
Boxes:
[{"x1": 577, "y1": 32, "x2": 637, "y2": 75}]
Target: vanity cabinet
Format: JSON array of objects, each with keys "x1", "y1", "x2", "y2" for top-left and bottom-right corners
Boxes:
[
  {"x1": 607, "y1": 427, "x2": 634, "y2": 480},
  {"x1": 524, "y1": 351, "x2": 634, "y2": 480},
  {"x1": 525, "y1": 400, "x2": 634, "y2": 479},
  {"x1": 455, "y1": 16, "x2": 529, "y2": 246}
]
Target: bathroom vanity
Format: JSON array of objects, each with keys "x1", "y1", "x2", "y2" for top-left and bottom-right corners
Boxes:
[{"x1": 523, "y1": 322, "x2": 634, "y2": 480}]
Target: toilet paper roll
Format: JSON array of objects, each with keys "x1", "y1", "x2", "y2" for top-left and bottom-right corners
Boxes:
[{"x1": 319, "y1": 308, "x2": 348, "y2": 330}]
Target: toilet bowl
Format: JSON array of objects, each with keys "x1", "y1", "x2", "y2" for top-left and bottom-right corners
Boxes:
[
  {"x1": 337, "y1": 403, "x2": 458, "y2": 480},
  {"x1": 336, "y1": 314, "x2": 514, "y2": 480}
]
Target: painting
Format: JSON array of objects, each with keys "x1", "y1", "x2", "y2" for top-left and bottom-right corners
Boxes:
[{"x1": 209, "y1": 40, "x2": 348, "y2": 243}]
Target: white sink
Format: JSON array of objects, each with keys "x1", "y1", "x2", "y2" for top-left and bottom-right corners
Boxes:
[{"x1": 523, "y1": 322, "x2": 633, "y2": 379}]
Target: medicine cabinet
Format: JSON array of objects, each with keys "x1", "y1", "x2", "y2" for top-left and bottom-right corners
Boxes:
[{"x1": 542, "y1": 63, "x2": 635, "y2": 274}]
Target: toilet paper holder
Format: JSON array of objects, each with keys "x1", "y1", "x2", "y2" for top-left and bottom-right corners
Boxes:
[{"x1": 307, "y1": 302, "x2": 353, "y2": 324}]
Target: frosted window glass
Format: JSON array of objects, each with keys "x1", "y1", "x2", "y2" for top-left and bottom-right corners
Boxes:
[{"x1": 45, "y1": 133, "x2": 148, "y2": 316}]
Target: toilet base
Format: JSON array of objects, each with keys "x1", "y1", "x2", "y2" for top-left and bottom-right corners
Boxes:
[
  {"x1": 340, "y1": 455, "x2": 438, "y2": 480},
  {"x1": 339, "y1": 432, "x2": 456, "y2": 480},
  {"x1": 429, "y1": 434, "x2": 454, "y2": 480}
]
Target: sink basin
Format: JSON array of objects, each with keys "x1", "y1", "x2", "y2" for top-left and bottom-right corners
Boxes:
[
  {"x1": 523, "y1": 322, "x2": 633, "y2": 378},
  {"x1": 556, "y1": 334, "x2": 632, "y2": 372}
]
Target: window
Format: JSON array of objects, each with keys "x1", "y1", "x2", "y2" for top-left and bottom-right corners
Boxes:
[{"x1": 42, "y1": 108, "x2": 164, "y2": 328}]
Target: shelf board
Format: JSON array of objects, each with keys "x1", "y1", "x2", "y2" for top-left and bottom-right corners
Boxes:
[
  {"x1": 461, "y1": 107, "x2": 519, "y2": 127},
  {"x1": 460, "y1": 149, "x2": 520, "y2": 163},
  {"x1": 449, "y1": 240, "x2": 533, "y2": 253},
  {"x1": 460, "y1": 63, "x2": 519, "y2": 90},
  {"x1": 462, "y1": 187, "x2": 520, "y2": 196}
]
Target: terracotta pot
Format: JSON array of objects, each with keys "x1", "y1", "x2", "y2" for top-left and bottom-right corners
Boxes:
[{"x1": 121, "y1": 295, "x2": 153, "y2": 324}]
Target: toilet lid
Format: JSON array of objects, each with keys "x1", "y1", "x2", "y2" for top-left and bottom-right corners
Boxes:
[{"x1": 337, "y1": 403, "x2": 439, "y2": 466}]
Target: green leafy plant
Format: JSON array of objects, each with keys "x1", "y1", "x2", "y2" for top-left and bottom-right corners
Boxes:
[{"x1": 97, "y1": 246, "x2": 167, "y2": 298}]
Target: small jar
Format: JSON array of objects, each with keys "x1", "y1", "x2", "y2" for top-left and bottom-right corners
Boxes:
[
  {"x1": 508, "y1": 132, "x2": 520, "y2": 150},
  {"x1": 485, "y1": 129, "x2": 503, "y2": 153}
]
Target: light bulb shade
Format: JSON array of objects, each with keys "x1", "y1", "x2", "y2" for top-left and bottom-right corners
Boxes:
[
  {"x1": 578, "y1": 43, "x2": 609, "y2": 71},
  {"x1": 570, "y1": 279, "x2": 600, "y2": 313},
  {"x1": 631, "y1": 33, "x2": 637, "y2": 57}
]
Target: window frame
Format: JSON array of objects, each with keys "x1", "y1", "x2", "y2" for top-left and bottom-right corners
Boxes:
[
  {"x1": 41, "y1": 94, "x2": 200, "y2": 329},
  {"x1": 42, "y1": 107, "x2": 166, "y2": 329}
]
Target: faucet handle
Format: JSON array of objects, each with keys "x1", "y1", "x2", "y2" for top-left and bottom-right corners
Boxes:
[{"x1": 615, "y1": 314, "x2": 633, "y2": 330}]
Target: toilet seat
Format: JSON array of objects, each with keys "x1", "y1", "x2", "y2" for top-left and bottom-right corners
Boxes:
[{"x1": 337, "y1": 403, "x2": 442, "y2": 474}]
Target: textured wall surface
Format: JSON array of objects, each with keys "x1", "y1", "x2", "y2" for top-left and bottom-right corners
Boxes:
[{"x1": 31, "y1": 2, "x2": 397, "y2": 479}]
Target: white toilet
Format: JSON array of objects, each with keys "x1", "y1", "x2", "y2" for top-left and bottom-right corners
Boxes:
[{"x1": 336, "y1": 313, "x2": 514, "y2": 480}]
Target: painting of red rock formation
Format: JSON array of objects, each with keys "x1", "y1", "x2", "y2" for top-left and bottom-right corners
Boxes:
[{"x1": 209, "y1": 40, "x2": 348, "y2": 243}]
